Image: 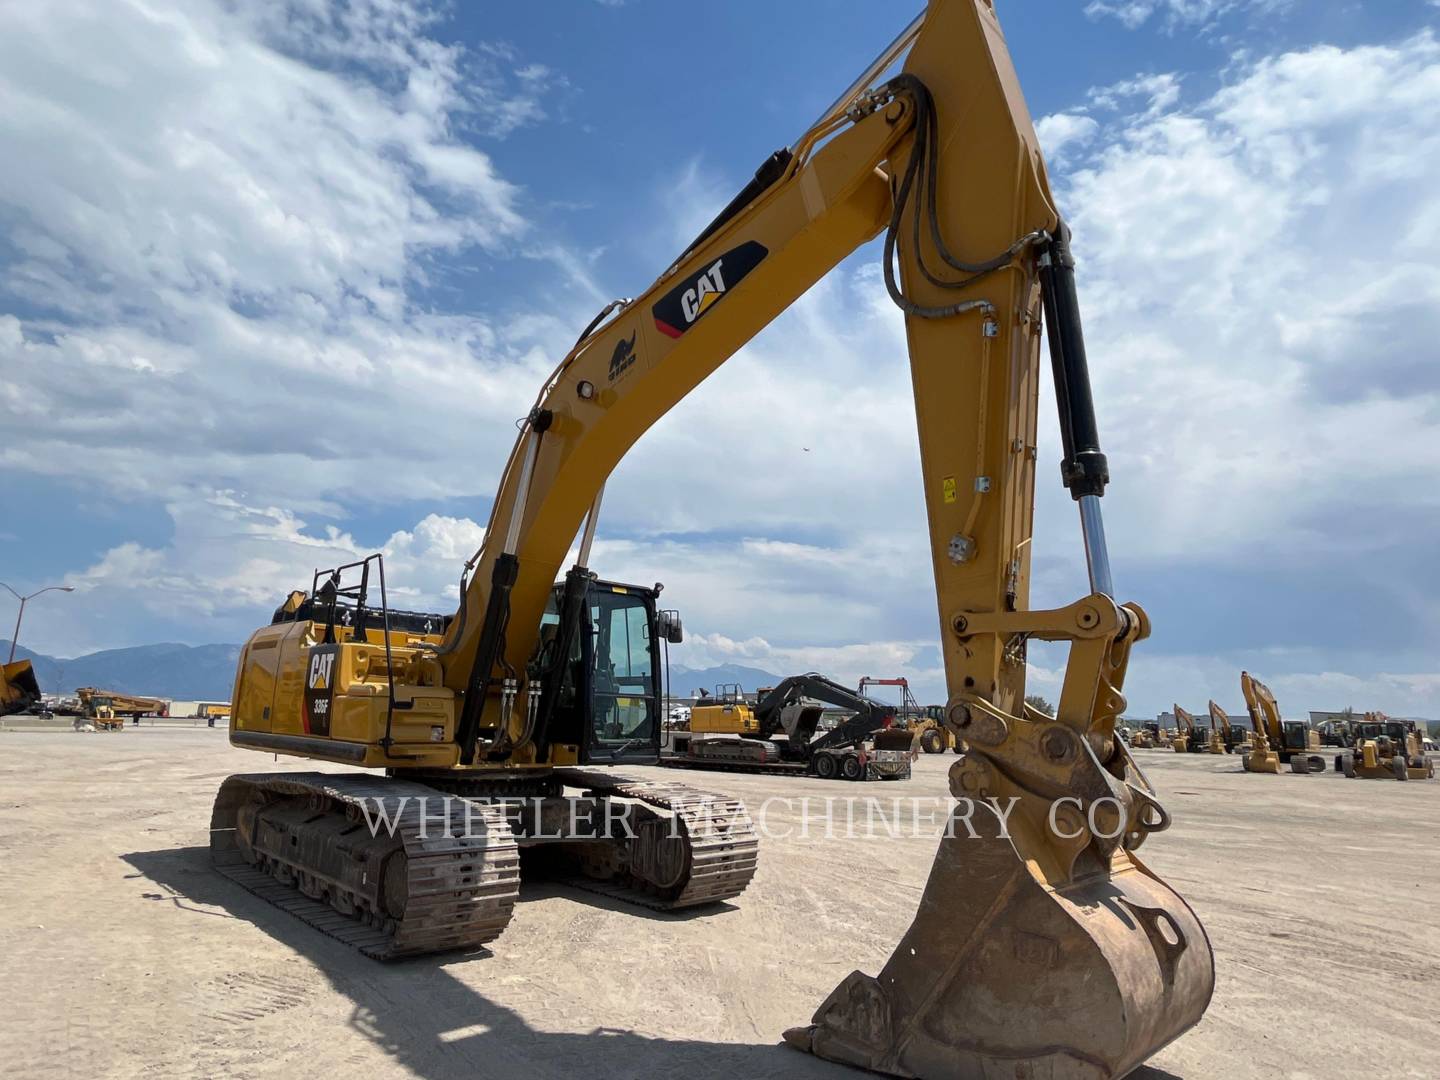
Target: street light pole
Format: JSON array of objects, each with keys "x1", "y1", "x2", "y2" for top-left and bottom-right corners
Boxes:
[{"x1": 1, "y1": 583, "x2": 76, "y2": 664}]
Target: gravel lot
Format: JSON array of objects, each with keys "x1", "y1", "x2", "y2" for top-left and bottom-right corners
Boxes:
[{"x1": 0, "y1": 727, "x2": 1435, "y2": 1079}]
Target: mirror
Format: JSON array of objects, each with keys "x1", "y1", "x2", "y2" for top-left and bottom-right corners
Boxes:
[{"x1": 658, "y1": 609, "x2": 684, "y2": 644}]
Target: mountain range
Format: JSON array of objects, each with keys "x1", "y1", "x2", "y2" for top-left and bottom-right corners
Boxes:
[
  {"x1": 4, "y1": 641, "x2": 242, "y2": 701},
  {"x1": 5, "y1": 641, "x2": 779, "y2": 704},
  {"x1": 666, "y1": 663, "x2": 784, "y2": 698}
]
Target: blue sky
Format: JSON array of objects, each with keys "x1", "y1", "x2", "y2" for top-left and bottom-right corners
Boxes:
[{"x1": 2, "y1": 0, "x2": 1439, "y2": 718}]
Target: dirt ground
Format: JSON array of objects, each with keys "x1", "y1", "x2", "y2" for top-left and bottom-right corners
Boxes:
[{"x1": 0, "y1": 727, "x2": 1435, "y2": 1079}]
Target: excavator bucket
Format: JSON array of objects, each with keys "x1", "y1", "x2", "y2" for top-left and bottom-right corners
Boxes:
[
  {"x1": 1, "y1": 660, "x2": 42, "y2": 717},
  {"x1": 785, "y1": 767, "x2": 1213, "y2": 1078},
  {"x1": 1242, "y1": 745, "x2": 1281, "y2": 774}
]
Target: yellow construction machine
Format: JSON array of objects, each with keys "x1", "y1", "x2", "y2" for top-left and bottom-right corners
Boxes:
[
  {"x1": 76, "y1": 687, "x2": 169, "y2": 723},
  {"x1": 1127, "y1": 721, "x2": 1164, "y2": 749},
  {"x1": 211, "y1": 3, "x2": 1212, "y2": 1074},
  {"x1": 88, "y1": 704, "x2": 124, "y2": 732},
  {"x1": 1336, "y1": 713, "x2": 1434, "y2": 781},
  {"x1": 910, "y1": 704, "x2": 960, "y2": 753},
  {"x1": 1170, "y1": 704, "x2": 1209, "y2": 753},
  {"x1": 1, "y1": 659, "x2": 42, "y2": 718},
  {"x1": 1239, "y1": 671, "x2": 1324, "y2": 774},
  {"x1": 1172, "y1": 704, "x2": 1224, "y2": 754},
  {"x1": 1207, "y1": 699, "x2": 1245, "y2": 754}
]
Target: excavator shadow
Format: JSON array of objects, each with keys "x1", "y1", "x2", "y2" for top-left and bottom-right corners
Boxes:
[
  {"x1": 121, "y1": 847, "x2": 1187, "y2": 1080},
  {"x1": 121, "y1": 846, "x2": 818, "y2": 1080}
]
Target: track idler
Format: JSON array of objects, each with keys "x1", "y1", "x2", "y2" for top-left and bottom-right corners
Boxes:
[{"x1": 785, "y1": 744, "x2": 1214, "y2": 1079}]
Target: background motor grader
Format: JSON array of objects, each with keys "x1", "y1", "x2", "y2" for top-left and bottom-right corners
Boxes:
[{"x1": 1336, "y1": 714, "x2": 1434, "y2": 780}]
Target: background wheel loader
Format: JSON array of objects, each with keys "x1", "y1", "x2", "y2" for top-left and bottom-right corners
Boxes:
[{"x1": 910, "y1": 704, "x2": 960, "y2": 753}]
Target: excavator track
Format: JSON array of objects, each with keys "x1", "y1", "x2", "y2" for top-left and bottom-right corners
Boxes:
[
  {"x1": 552, "y1": 769, "x2": 759, "y2": 910},
  {"x1": 211, "y1": 773, "x2": 520, "y2": 960}
]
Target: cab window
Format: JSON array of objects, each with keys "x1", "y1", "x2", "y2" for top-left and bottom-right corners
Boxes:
[{"x1": 588, "y1": 589, "x2": 656, "y2": 753}]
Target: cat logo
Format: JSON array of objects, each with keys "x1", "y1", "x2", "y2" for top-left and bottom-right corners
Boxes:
[
  {"x1": 308, "y1": 650, "x2": 335, "y2": 691},
  {"x1": 303, "y1": 644, "x2": 339, "y2": 736},
  {"x1": 652, "y1": 240, "x2": 767, "y2": 339},
  {"x1": 681, "y1": 259, "x2": 727, "y2": 323},
  {"x1": 608, "y1": 330, "x2": 637, "y2": 382}
]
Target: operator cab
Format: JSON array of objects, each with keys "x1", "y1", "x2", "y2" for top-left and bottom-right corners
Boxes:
[
  {"x1": 1278, "y1": 719, "x2": 1312, "y2": 751},
  {"x1": 532, "y1": 578, "x2": 682, "y2": 765}
]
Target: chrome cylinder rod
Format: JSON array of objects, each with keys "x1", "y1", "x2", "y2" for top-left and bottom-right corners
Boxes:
[
  {"x1": 502, "y1": 427, "x2": 542, "y2": 556},
  {"x1": 1078, "y1": 494, "x2": 1114, "y2": 598},
  {"x1": 576, "y1": 482, "x2": 606, "y2": 570}
]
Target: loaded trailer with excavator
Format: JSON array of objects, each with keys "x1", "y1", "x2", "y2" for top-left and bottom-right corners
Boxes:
[
  {"x1": 205, "y1": 2, "x2": 1213, "y2": 1075},
  {"x1": 661, "y1": 673, "x2": 914, "y2": 780}
]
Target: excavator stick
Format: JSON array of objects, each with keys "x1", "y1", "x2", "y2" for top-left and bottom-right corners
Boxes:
[{"x1": 781, "y1": 2, "x2": 1214, "y2": 1073}]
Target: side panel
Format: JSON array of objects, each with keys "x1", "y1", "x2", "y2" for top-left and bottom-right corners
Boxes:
[
  {"x1": 231, "y1": 622, "x2": 306, "y2": 735},
  {"x1": 232, "y1": 623, "x2": 459, "y2": 767}
]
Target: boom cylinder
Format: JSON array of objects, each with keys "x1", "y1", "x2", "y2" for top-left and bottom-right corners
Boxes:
[{"x1": 456, "y1": 409, "x2": 554, "y2": 762}]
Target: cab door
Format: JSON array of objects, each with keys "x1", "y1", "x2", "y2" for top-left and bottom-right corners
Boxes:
[{"x1": 581, "y1": 586, "x2": 660, "y2": 765}]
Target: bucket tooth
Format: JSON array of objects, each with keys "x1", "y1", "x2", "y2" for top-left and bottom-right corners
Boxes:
[{"x1": 786, "y1": 795, "x2": 1213, "y2": 1079}]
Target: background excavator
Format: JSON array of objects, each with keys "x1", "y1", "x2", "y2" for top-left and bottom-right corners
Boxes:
[
  {"x1": 1240, "y1": 671, "x2": 1324, "y2": 774},
  {"x1": 1208, "y1": 699, "x2": 1246, "y2": 754},
  {"x1": 210, "y1": 2, "x2": 1213, "y2": 1075},
  {"x1": 664, "y1": 673, "x2": 914, "y2": 780},
  {"x1": 1170, "y1": 704, "x2": 1211, "y2": 753}
]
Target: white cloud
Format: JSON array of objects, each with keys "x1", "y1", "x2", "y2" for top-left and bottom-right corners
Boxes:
[
  {"x1": 1034, "y1": 113, "x2": 1099, "y2": 165},
  {"x1": 1083, "y1": 0, "x2": 1288, "y2": 32},
  {"x1": 1087, "y1": 73, "x2": 1183, "y2": 115},
  {"x1": 0, "y1": 0, "x2": 574, "y2": 511},
  {"x1": 53, "y1": 492, "x2": 485, "y2": 651}
]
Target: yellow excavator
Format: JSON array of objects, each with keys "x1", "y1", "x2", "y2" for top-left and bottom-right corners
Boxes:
[
  {"x1": 1239, "y1": 671, "x2": 1324, "y2": 775},
  {"x1": 210, "y1": 3, "x2": 1213, "y2": 1075},
  {"x1": 1170, "y1": 704, "x2": 1204, "y2": 753},
  {"x1": 1171, "y1": 704, "x2": 1223, "y2": 754},
  {"x1": 1208, "y1": 699, "x2": 1245, "y2": 754}
]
